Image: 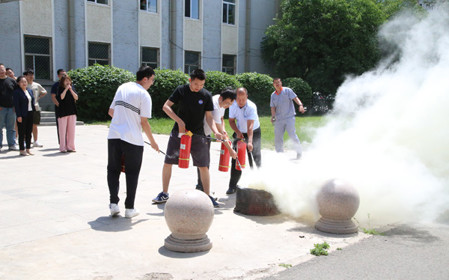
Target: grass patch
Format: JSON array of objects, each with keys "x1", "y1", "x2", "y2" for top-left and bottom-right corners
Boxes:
[
  {"x1": 310, "y1": 242, "x2": 330, "y2": 256},
  {"x1": 86, "y1": 115, "x2": 327, "y2": 150},
  {"x1": 279, "y1": 263, "x2": 292, "y2": 269}
]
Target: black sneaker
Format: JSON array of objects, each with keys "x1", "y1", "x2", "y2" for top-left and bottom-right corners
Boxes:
[{"x1": 226, "y1": 186, "x2": 237, "y2": 195}]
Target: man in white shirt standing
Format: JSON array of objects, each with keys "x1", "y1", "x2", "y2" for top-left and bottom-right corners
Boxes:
[
  {"x1": 107, "y1": 66, "x2": 159, "y2": 218},
  {"x1": 227, "y1": 87, "x2": 262, "y2": 194},
  {"x1": 270, "y1": 78, "x2": 305, "y2": 159},
  {"x1": 24, "y1": 69, "x2": 47, "y2": 148}
]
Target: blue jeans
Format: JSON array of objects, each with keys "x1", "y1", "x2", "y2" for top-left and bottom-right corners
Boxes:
[{"x1": 0, "y1": 107, "x2": 16, "y2": 148}]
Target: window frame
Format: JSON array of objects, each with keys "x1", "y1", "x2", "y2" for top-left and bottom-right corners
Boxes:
[
  {"x1": 223, "y1": 0, "x2": 236, "y2": 25},
  {"x1": 140, "y1": 0, "x2": 158, "y2": 13},
  {"x1": 141, "y1": 47, "x2": 159, "y2": 69},
  {"x1": 24, "y1": 35, "x2": 52, "y2": 80},
  {"x1": 184, "y1": 51, "x2": 201, "y2": 74},
  {"x1": 88, "y1": 42, "x2": 111, "y2": 66},
  {"x1": 87, "y1": 0, "x2": 109, "y2": 5},
  {"x1": 185, "y1": 0, "x2": 200, "y2": 20},
  {"x1": 222, "y1": 54, "x2": 236, "y2": 75}
]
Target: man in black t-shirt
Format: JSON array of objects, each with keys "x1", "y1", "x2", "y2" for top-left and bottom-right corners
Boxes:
[
  {"x1": 0, "y1": 63, "x2": 18, "y2": 151},
  {"x1": 152, "y1": 69, "x2": 223, "y2": 207}
]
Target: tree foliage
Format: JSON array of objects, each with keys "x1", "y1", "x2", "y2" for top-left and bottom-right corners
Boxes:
[{"x1": 261, "y1": 0, "x2": 396, "y2": 94}]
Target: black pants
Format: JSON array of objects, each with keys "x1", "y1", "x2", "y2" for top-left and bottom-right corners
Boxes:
[
  {"x1": 17, "y1": 111, "x2": 33, "y2": 150},
  {"x1": 107, "y1": 139, "x2": 143, "y2": 209},
  {"x1": 229, "y1": 127, "x2": 262, "y2": 188}
]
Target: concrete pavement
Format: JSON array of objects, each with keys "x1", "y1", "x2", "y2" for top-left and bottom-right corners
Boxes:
[{"x1": 1, "y1": 124, "x2": 435, "y2": 280}]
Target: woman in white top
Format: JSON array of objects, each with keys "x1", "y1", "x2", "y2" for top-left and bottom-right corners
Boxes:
[{"x1": 13, "y1": 76, "x2": 36, "y2": 156}]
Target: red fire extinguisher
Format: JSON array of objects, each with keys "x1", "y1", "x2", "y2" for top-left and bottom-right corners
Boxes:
[
  {"x1": 218, "y1": 140, "x2": 232, "y2": 172},
  {"x1": 236, "y1": 140, "x2": 246, "y2": 171},
  {"x1": 178, "y1": 131, "x2": 193, "y2": 168}
]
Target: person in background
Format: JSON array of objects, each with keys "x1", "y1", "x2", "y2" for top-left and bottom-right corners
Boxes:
[
  {"x1": 51, "y1": 69, "x2": 66, "y2": 143},
  {"x1": 0, "y1": 63, "x2": 18, "y2": 151},
  {"x1": 13, "y1": 76, "x2": 35, "y2": 156},
  {"x1": 270, "y1": 78, "x2": 305, "y2": 159},
  {"x1": 56, "y1": 75, "x2": 78, "y2": 153},
  {"x1": 227, "y1": 87, "x2": 262, "y2": 194},
  {"x1": 5, "y1": 68, "x2": 16, "y2": 80},
  {"x1": 107, "y1": 66, "x2": 159, "y2": 218},
  {"x1": 24, "y1": 69, "x2": 47, "y2": 147}
]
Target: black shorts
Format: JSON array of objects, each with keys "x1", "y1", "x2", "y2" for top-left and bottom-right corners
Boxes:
[
  {"x1": 164, "y1": 134, "x2": 210, "y2": 167},
  {"x1": 33, "y1": 111, "x2": 41, "y2": 125}
]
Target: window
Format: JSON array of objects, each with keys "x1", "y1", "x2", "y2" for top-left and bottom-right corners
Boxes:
[
  {"x1": 87, "y1": 0, "x2": 108, "y2": 4},
  {"x1": 24, "y1": 36, "x2": 51, "y2": 80},
  {"x1": 185, "y1": 0, "x2": 199, "y2": 19},
  {"x1": 141, "y1": 47, "x2": 159, "y2": 69},
  {"x1": 88, "y1": 42, "x2": 110, "y2": 66},
  {"x1": 223, "y1": 0, "x2": 235, "y2": 25},
  {"x1": 140, "y1": 0, "x2": 157, "y2": 13},
  {"x1": 222, "y1": 55, "x2": 236, "y2": 75},
  {"x1": 184, "y1": 51, "x2": 200, "y2": 74}
]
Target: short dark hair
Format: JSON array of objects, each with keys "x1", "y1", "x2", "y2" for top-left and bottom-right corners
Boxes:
[
  {"x1": 273, "y1": 77, "x2": 281, "y2": 82},
  {"x1": 220, "y1": 87, "x2": 236, "y2": 101},
  {"x1": 136, "y1": 65, "x2": 155, "y2": 81},
  {"x1": 57, "y1": 69, "x2": 65, "y2": 75},
  {"x1": 6, "y1": 67, "x2": 12, "y2": 72},
  {"x1": 23, "y1": 69, "x2": 34, "y2": 75},
  {"x1": 190, "y1": 69, "x2": 206, "y2": 81}
]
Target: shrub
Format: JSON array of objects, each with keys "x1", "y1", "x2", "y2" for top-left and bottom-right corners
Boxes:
[
  {"x1": 236, "y1": 72, "x2": 273, "y2": 116},
  {"x1": 204, "y1": 71, "x2": 242, "y2": 95},
  {"x1": 68, "y1": 64, "x2": 135, "y2": 121},
  {"x1": 149, "y1": 69, "x2": 189, "y2": 117},
  {"x1": 283, "y1": 77, "x2": 313, "y2": 109}
]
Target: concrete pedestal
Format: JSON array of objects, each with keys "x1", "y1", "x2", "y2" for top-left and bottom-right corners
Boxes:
[
  {"x1": 315, "y1": 179, "x2": 360, "y2": 234},
  {"x1": 164, "y1": 189, "x2": 214, "y2": 253}
]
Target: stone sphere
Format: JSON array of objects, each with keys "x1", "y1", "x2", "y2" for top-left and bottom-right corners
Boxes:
[
  {"x1": 315, "y1": 179, "x2": 360, "y2": 234},
  {"x1": 164, "y1": 189, "x2": 214, "y2": 240}
]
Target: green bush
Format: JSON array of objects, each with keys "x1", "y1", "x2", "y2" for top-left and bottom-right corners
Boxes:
[
  {"x1": 68, "y1": 64, "x2": 135, "y2": 121},
  {"x1": 236, "y1": 72, "x2": 274, "y2": 116},
  {"x1": 204, "y1": 71, "x2": 242, "y2": 95},
  {"x1": 149, "y1": 69, "x2": 189, "y2": 117},
  {"x1": 283, "y1": 77, "x2": 313, "y2": 109}
]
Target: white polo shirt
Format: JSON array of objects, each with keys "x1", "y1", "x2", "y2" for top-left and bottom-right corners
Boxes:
[
  {"x1": 229, "y1": 99, "x2": 260, "y2": 133},
  {"x1": 108, "y1": 82, "x2": 152, "y2": 146},
  {"x1": 203, "y1": 94, "x2": 225, "y2": 136}
]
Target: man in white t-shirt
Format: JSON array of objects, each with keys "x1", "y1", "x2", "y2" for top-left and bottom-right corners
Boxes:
[
  {"x1": 227, "y1": 87, "x2": 262, "y2": 194},
  {"x1": 107, "y1": 66, "x2": 159, "y2": 218},
  {"x1": 196, "y1": 88, "x2": 237, "y2": 192},
  {"x1": 24, "y1": 69, "x2": 47, "y2": 148}
]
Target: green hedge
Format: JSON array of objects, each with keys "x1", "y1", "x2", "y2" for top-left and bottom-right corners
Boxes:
[
  {"x1": 68, "y1": 64, "x2": 135, "y2": 121},
  {"x1": 283, "y1": 77, "x2": 313, "y2": 109},
  {"x1": 236, "y1": 72, "x2": 274, "y2": 116},
  {"x1": 148, "y1": 69, "x2": 189, "y2": 117},
  {"x1": 204, "y1": 71, "x2": 242, "y2": 95}
]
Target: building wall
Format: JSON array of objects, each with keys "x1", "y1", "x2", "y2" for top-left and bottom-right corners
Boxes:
[
  {"x1": 0, "y1": 1, "x2": 22, "y2": 72},
  {"x1": 22, "y1": 0, "x2": 52, "y2": 37},
  {"x1": 203, "y1": 0, "x2": 221, "y2": 71},
  {"x1": 86, "y1": 2, "x2": 111, "y2": 43},
  {"x1": 114, "y1": 0, "x2": 139, "y2": 71}
]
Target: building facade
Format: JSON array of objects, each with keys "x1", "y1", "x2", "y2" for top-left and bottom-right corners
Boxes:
[{"x1": 0, "y1": 0, "x2": 280, "y2": 83}]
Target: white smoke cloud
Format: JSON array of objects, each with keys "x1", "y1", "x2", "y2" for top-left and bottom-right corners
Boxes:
[{"x1": 245, "y1": 5, "x2": 449, "y2": 226}]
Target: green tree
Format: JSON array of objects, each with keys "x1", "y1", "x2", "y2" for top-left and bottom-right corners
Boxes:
[{"x1": 262, "y1": 0, "x2": 390, "y2": 94}]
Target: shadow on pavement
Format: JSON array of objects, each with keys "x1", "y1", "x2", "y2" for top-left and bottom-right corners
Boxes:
[
  {"x1": 88, "y1": 216, "x2": 148, "y2": 232},
  {"x1": 158, "y1": 245, "x2": 210, "y2": 258}
]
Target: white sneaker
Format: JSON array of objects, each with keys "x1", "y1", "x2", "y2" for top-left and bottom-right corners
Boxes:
[
  {"x1": 109, "y1": 203, "x2": 120, "y2": 217},
  {"x1": 33, "y1": 141, "x2": 43, "y2": 148},
  {"x1": 125, "y1": 208, "x2": 139, "y2": 218}
]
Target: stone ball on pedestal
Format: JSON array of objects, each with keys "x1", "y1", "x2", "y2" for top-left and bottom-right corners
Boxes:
[
  {"x1": 164, "y1": 189, "x2": 214, "y2": 252},
  {"x1": 315, "y1": 179, "x2": 360, "y2": 234}
]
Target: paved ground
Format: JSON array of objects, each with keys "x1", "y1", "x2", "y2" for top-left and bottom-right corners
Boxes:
[{"x1": 0, "y1": 125, "x2": 447, "y2": 280}]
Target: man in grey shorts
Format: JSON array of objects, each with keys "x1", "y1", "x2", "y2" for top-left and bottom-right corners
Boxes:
[
  {"x1": 152, "y1": 69, "x2": 223, "y2": 207},
  {"x1": 24, "y1": 69, "x2": 47, "y2": 147},
  {"x1": 270, "y1": 78, "x2": 305, "y2": 159}
]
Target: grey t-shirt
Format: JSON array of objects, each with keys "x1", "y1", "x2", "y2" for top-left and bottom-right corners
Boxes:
[{"x1": 270, "y1": 87, "x2": 297, "y2": 121}]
